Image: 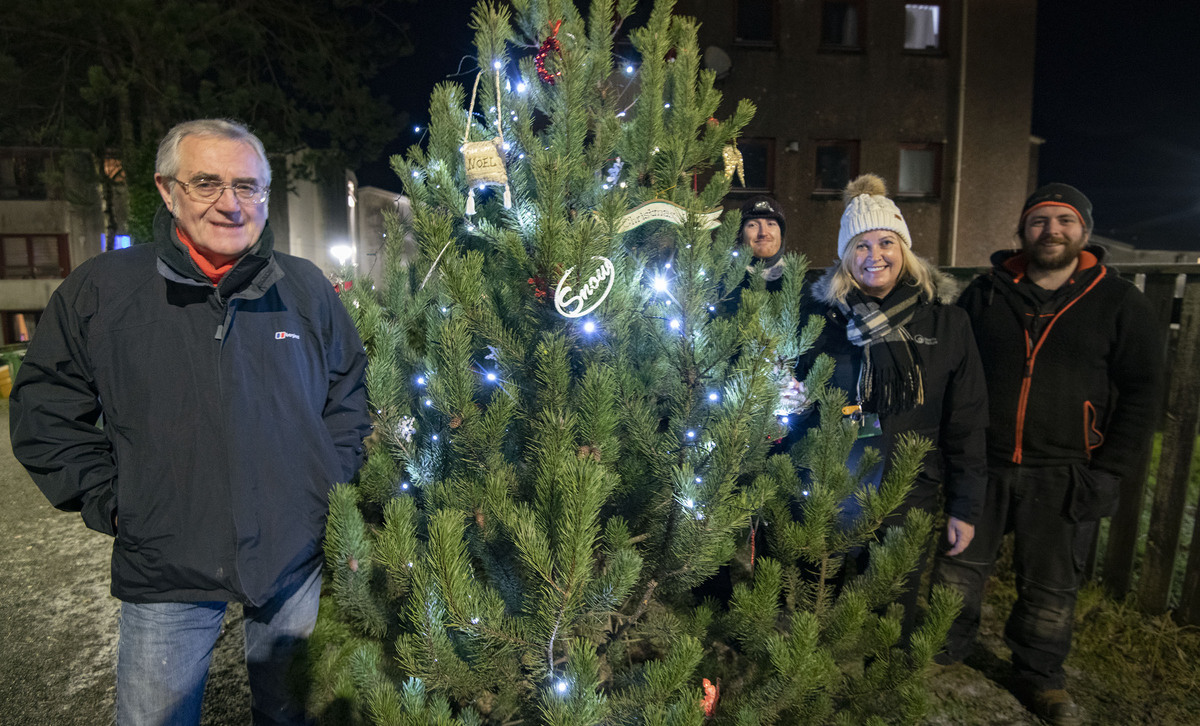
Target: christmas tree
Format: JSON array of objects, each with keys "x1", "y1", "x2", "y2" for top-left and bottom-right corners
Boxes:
[{"x1": 310, "y1": 1, "x2": 958, "y2": 723}]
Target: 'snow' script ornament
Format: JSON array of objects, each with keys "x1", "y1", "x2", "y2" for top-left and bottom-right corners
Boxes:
[{"x1": 554, "y1": 256, "x2": 615, "y2": 318}]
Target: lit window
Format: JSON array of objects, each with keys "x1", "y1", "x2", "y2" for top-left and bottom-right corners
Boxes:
[
  {"x1": 904, "y1": 4, "x2": 941, "y2": 51},
  {"x1": 898, "y1": 144, "x2": 942, "y2": 197},
  {"x1": 821, "y1": 1, "x2": 865, "y2": 50},
  {"x1": 814, "y1": 140, "x2": 860, "y2": 193}
]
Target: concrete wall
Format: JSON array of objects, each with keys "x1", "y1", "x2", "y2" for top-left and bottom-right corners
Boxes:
[{"x1": 676, "y1": 0, "x2": 1037, "y2": 267}]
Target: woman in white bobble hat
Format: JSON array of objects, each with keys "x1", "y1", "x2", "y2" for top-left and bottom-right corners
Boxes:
[{"x1": 795, "y1": 173, "x2": 989, "y2": 644}]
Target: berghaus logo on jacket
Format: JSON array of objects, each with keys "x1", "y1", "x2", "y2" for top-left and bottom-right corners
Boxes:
[{"x1": 275, "y1": 331, "x2": 300, "y2": 340}]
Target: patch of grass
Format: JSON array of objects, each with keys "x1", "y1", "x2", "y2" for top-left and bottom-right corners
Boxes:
[{"x1": 1068, "y1": 583, "x2": 1200, "y2": 724}]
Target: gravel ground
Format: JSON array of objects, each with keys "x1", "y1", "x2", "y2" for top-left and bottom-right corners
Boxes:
[{"x1": 0, "y1": 399, "x2": 250, "y2": 725}]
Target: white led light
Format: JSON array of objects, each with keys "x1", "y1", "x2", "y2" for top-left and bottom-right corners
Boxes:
[
  {"x1": 653, "y1": 276, "x2": 669, "y2": 293},
  {"x1": 555, "y1": 680, "x2": 569, "y2": 695},
  {"x1": 516, "y1": 82, "x2": 527, "y2": 93},
  {"x1": 424, "y1": 399, "x2": 433, "y2": 407},
  {"x1": 670, "y1": 319, "x2": 681, "y2": 330},
  {"x1": 625, "y1": 64, "x2": 634, "y2": 74},
  {"x1": 583, "y1": 321, "x2": 596, "y2": 333},
  {"x1": 732, "y1": 250, "x2": 739, "y2": 257},
  {"x1": 493, "y1": 60, "x2": 502, "y2": 69},
  {"x1": 416, "y1": 376, "x2": 426, "y2": 385},
  {"x1": 708, "y1": 392, "x2": 718, "y2": 401},
  {"x1": 401, "y1": 482, "x2": 410, "y2": 490},
  {"x1": 686, "y1": 430, "x2": 696, "y2": 439},
  {"x1": 486, "y1": 372, "x2": 498, "y2": 382},
  {"x1": 432, "y1": 434, "x2": 439, "y2": 441}
]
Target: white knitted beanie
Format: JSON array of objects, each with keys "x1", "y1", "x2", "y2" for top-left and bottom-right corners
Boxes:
[{"x1": 837, "y1": 174, "x2": 912, "y2": 258}]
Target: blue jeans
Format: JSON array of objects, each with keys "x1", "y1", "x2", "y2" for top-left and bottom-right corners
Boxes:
[
  {"x1": 116, "y1": 565, "x2": 321, "y2": 726},
  {"x1": 932, "y1": 465, "x2": 1096, "y2": 690}
]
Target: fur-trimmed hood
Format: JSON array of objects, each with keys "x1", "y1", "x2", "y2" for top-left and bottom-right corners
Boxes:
[{"x1": 810, "y1": 256, "x2": 961, "y2": 306}]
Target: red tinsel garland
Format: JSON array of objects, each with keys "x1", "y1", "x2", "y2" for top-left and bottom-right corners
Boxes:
[{"x1": 535, "y1": 20, "x2": 563, "y2": 85}]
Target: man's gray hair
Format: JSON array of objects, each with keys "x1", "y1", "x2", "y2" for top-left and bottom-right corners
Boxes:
[{"x1": 156, "y1": 119, "x2": 271, "y2": 186}]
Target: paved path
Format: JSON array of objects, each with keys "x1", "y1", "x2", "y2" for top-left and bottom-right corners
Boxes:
[{"x1": 0, "y1": 400, "x2": 250, "y2": 725}]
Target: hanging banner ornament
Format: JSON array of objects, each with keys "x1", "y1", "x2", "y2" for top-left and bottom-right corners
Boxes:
[
  {"x1": 722, "y1": 144, "x2": 745, "y2": 187},
  {"x1": 462, "y1": 68, "x2": 512, "y2": 215},
  {"x1": 609, "y1": 200, "x2": 722, "y2": 234},
  {"x1": 554, "y1": 256, "x2": 615, "y2": 318}
]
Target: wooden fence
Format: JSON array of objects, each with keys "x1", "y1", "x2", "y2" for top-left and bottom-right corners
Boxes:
[{"x1": 948, "y1": 263, "x2": 1200, "y2": 625}]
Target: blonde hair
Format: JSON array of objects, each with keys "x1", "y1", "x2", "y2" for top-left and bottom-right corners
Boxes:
[{"x1": 821, "y1": 233, "x2": 937, "y2": 305}]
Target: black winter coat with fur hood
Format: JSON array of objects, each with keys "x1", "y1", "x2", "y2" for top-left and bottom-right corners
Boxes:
[{"x1": 790, "y1": 266, "x2": 989, "y2": 524}]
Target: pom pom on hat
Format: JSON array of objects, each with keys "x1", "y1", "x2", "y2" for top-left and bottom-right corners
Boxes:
[{"x1": 837, "y1": 174, "x2": 912, "y2": 258}]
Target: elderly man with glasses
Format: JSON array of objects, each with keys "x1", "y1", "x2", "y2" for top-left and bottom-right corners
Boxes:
[{"x1": 10, "y1": 119, "x2": 371, "y2": 725}]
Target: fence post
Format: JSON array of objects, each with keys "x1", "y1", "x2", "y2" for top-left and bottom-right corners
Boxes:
[
  {"x1": 1138, "y1": 281, "x2": 1200, "y2": 614},
  {"x1": 1103, "y1": 272, "x2": 1177, "y2": 597},
  {"x1": 1179, "y1": 503, "x2": 1200, "y2": 624}
]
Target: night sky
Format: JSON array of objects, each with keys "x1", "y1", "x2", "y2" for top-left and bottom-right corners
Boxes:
[{"x1": 359, "y1": 1, "x2": 1200, "y2": 252}]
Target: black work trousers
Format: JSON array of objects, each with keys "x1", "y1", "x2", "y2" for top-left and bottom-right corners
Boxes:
[{"x1": 931, "y1": 464, "x2": 1096, "y2": 690}]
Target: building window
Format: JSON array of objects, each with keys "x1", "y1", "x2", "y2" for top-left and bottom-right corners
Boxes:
[
  {"x1": 904, "y1": 4, "x2": 942, "y2": 51},
  {"x1": 821, "y1": 1, "x2": 865, "y2": 50},
  {"x1": 730, "y1": 138, "x2": 775, "y2": 193},
  {"x1": 735, "y1": 0, "x2": 777, "y2": 45},
  {"x1": 0, "y1": 151, "x2": 51, "y2": 200},
  {"x1": 898, "y1": 144, "x2": 942, "y2": 197},
  {"x1": 814, "y1": 140, "x2": 860, "y2": 194},
  {"x1": 0, "y1": 234, "x2": 70, "y2": 279}
]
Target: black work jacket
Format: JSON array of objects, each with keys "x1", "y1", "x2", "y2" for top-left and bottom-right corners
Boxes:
[
  {"x1": 9, "y1": 207, "x2": 371, "y2": 605},
  {"x1": 958, "y1": 246, "x2": 1164, "y2": 480}
]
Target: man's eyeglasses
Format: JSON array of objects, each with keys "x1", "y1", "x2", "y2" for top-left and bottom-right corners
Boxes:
[{"x1": 169, "y1": 178, "x2": 269, "y2": 204}]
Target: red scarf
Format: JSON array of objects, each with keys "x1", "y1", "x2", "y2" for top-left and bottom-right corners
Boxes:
[{"x1": 175, "y1": 226, "x2": 236, "y2": 285}]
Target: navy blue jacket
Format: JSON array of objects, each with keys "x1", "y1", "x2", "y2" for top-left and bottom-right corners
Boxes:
[{"x1": 10, "y1": 207, "x2": 371, "y2": 605}]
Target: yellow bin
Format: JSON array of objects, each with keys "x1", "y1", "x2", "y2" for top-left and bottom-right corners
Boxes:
[{"x1": 0, "y1": 365, "x2": 11, "y2": 398}]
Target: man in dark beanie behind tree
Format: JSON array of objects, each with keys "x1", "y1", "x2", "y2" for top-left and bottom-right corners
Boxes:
[
  {"x1": 737, "y1": 194, "x2": 787, "y2": 289},
  {"x1": 932, "y1": 183, "x2": 1165, "y2": 725}
]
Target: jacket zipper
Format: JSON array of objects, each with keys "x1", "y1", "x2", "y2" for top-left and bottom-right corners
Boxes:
[{"x1": 1009, "y1": 267, "x2": 1107, "y2": 463}]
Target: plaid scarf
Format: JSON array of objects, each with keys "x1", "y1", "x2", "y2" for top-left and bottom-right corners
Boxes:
[{"x1": 837, "y1": 284, "x2": 926, "y2": 415}]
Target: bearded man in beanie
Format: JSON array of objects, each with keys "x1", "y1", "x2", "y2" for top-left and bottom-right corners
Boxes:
[{"x1": 932, "y1": 183, "x2": 1165, "y2": 725}]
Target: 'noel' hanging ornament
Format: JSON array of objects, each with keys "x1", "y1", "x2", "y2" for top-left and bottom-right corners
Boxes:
[
  {"x1": 461, "y1": 67, "x2": 512, "y2": 215},
  {"x1": 535, "y1": 20, "x2": 564, "y2": 85},
  {"x1": 723, "y1": 144, "x2": 745, "y2": 187}
]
